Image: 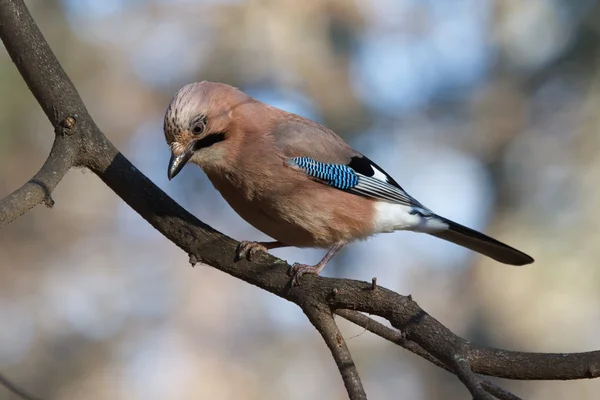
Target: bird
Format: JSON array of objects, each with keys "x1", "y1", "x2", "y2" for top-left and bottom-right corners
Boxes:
[{"x1": 164, "y1": 81, "x2": 534, "y2": 285}]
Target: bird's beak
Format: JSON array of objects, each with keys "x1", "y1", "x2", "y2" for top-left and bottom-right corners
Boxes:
[{"x1": 168, "y1": 146, "x2": 193, "y2": 180}]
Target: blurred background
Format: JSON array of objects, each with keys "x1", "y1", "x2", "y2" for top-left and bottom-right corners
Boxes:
[{"x1": 1, "y1": 0, "x2": 600, "y2": 398}]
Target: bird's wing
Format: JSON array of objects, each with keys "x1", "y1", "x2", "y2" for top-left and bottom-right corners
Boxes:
[
  {"x1": 271, "y1": 116, "x2": 535, "y2": 265},
  {"x1": 272, "y1": 116, "x2": 430, "y2": 212},
  {"x1": 286, "y1": 155, "x2": 430, "y2": 211}
]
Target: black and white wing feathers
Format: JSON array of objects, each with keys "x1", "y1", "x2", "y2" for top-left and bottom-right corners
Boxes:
[{"x1": 287, "y1": 154, "x2": 432, "y2": 215}]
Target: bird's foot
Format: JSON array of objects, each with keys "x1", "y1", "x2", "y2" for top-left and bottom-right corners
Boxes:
[
  {"x1": 288, "y1": 243, "x2": 345, "y2": 286},
  {"x1": 236, "y1": 241, "x2": 268, "y2": 261},
  {"x1": 288, "y1": 263, "x2": 322, "y2": 287}
]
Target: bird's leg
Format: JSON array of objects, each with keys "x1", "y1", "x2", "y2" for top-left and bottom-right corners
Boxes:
[
  {"x1": 289, "y1": 242, "x2": 345, "y2": 286},
  {"x1": 236, "y1": 240, "x2": 288, "y2": 261}
]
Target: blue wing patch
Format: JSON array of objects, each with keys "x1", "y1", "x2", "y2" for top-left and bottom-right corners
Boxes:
[
  {"x1": 288, "y1": 156, "x2": 431, "y2": 211},
  {"x1": 287, "y1": 157, "x2": 359, "y2": 190}
]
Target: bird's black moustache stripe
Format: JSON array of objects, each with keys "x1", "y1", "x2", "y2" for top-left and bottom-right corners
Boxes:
[{"x1": 192, "y1": 132, "x2": 226, "y2": 151}]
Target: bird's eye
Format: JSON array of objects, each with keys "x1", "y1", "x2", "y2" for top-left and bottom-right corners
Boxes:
[{"x1": 191, "y1": 115, "x2": 206, "y2": 135}]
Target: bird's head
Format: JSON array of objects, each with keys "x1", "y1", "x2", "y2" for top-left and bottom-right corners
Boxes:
[{"x1": 164, "y1": 81, "x2": 251, "y2": 180}]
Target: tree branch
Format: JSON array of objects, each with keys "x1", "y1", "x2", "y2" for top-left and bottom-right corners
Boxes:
[
  {"x1": 0, "y1": 132, "x2": 75, "y2": 228},
  {"x1": 1, "y1": 0, "x2": 599, "y2": 399},
  {"x1": 325, "y1": 281, "x2": 600, "y2": 381},
  {"x1": 305, "y1": 306, "x2": 366, "y2": 400},
  {"x1": 335, "y1": 309, "x2": 444, "y2": 368},
  {"x1": 452, "y1": 354, "x2": 495, "y2": 400},
  {"x1": 0, "y1": 372, "x2": 42, "y2": 400},
  {"x1": 335, "y1": 310, "x2": 522, "y2": 400}
]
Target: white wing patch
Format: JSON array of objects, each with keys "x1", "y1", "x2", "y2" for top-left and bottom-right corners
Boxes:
[
  {"x1": 291, "y1": 155, "x2": 442, "y2": 232},
  {"x1": 370, "y1": 165, "x2": 389, "y2": 183},
  {"x1": 343, "y1": 156, "x2": 429, "y2": 209},
  {"x1": 373, "y1": 202, "x2": 449, "y2": 234}
]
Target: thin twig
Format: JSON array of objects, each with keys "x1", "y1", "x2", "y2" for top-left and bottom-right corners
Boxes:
[
  {"x1": 335, "y1": 310, "x2": 522, "y2": 400},
  {"x1": 305, "y1": 306, "x2": 366, "y2": 400},
  {"x1": 452, "y1": 354, "x2": 495, "y2": 400},
  {"x1": 0, "y1": 135, "x2": 75, "y2": 228},
  {"x1": 480, "y1": 383, "x2": 522, "y2": 400},
  {"x1": 336, "y1": 309, "x2": 445, "y2": 367},
  {"x1": 0, "y1": 373, "x2": 43, "y2": 400}
]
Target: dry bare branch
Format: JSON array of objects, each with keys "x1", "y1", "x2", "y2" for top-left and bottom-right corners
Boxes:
[
  {"x1": 306, "y1": 305, "x2": 366, "y2": 400},
  {"x1": 335, "y1": 310, "x2": 522, "y2": 400},
  {"x1": 0, "y1": 132, "x2": 75, "y2": 228},
  {"x1": 0, "y1": 372, "x2": 43, "y2": 400}
]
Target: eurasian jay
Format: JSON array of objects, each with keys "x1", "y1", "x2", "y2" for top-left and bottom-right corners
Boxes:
[{"x1": 165, "y1": 81, "x2": 534, "y2": 285}]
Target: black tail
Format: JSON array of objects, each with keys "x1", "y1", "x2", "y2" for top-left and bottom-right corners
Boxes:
[{"x1": 429, "y1": 217, "x2": 534, "y2": 266}]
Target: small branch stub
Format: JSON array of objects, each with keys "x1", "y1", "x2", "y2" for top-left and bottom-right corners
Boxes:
[
  {"x1": 371, "y1": 277, "x2": 377, "y2": 290},
  {"x1": 189, "y1": 253, "x2": 198, "y2": 267},
  {"x1": 55, "y1": 115, "x2": 77, "y2": 135},
  {"x1": 42, "y1": 195, "x2": 54, "y2": 208},
  {"x1": 587, "y1": 363, "x2": 600, "y2": 378}
]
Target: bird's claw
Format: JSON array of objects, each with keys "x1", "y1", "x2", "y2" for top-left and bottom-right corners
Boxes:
[
  {"x1": 236, "y1": 241, "x2": 268, "y2": 261},
  {"x1": 288, "y1": 263, "x2": 320, "y2": 287}
]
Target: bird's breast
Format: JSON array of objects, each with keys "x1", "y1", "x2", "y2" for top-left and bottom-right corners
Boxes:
[{"x1": 204, "y1": 167, "x2": 377, "y2": 247}]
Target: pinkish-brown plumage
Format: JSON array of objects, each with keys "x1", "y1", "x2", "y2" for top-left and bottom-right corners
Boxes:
[
  {"x1": 164, "y1": 81, "x2": 534, "y2": 284},
  {"x1": 165, "y1": 81, "x2": 377, "y2": 249}
]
